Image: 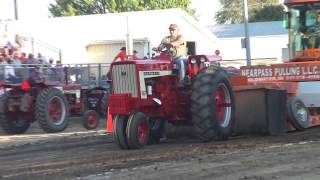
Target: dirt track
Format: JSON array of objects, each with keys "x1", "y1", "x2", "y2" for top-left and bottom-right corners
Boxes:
[{"x1": 1, "y1": 118, "x2": 320, "y2": 180}]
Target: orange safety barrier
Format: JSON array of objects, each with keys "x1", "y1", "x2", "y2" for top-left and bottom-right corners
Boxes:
[{"x1": 106, "y1": 107, "x2": 113, "y2": 133}]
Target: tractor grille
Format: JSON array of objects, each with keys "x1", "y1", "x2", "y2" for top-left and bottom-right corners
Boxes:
[{"x1": 112, "y1": 64, "x2": 138, "y2": 97}]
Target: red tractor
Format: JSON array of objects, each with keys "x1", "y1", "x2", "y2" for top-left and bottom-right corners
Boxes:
[
  {"x1": 108, "y1": 44, "x2": 240, "y2": 149},
  {"x1": 0, "y1": 63, "x2": 110, "y2": 134}
]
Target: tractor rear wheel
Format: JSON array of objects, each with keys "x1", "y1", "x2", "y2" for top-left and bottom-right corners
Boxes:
[
  {"x1": 36, "y1": 87, "x2": 70, "y2": 133},
  {"x1": 0, "y1": 92, "x2": 30, "y2": 134},
  {"x1": 113, "y1": 115, "x2": 129, "y2": 149},
  {"x1": 191, "y1": 66, "x2": 235, "y2": 142},
  {"x1": 126, "y1": 112, "x2": 150, "y2": 149},
  {"x1": 287, "y1": 97, "x2": 310, "y2": 130},
  {"x1": 82, "y1": 110, "x2": 100, "y2": 130}
]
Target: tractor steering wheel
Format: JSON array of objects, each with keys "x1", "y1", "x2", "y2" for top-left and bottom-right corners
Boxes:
[{"x1": 158, "y1": 43, "x2": 177, "y2": 57}]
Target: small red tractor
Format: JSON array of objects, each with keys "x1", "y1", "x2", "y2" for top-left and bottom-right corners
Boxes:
[
  {"x1": 108, "y1": 44, "x2": 243, "y2": 149},
  {"x1": 0, "y1": 63, "x2": 110, "y2": 134}
]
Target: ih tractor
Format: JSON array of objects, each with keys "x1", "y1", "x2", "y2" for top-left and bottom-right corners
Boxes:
[
  {"x1": 108, "y1": 44, "x2": 241, "y2": 149},
  {"x1": 0, "y1": 63, "x2": 110, "y2": 134},
  {"x1": 107, "y1": 0, "x2": 320, "y2": 150}
]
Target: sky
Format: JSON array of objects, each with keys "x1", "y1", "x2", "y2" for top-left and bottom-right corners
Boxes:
[{"x1": 0, "y1": 0, "x2": 220, "y2": 25}]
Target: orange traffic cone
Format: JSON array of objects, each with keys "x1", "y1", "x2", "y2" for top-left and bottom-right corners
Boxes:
[{"x1": 106, "y1": 107, "x2": 113, "y2": 133}]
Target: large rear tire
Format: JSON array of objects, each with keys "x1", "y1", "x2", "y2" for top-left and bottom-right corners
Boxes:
[
  {"x1": 287, "y1": 97, "x2": 310, "y2": 130},
  {"x1": 0, "y1": 92, "x2": 30, "y2": 134},
  {"x1": 36, "y1": 87, "x2": 70, "y2": 133},
  {"x1": 126, "y1": 112, "x2": 150, "y2": 149},
  {"x1": 113, "y1": 115, "x2": 129, "y2": 149},
  {"x1": 191, "y1": 66, "x2": 235, "y2": 142}
]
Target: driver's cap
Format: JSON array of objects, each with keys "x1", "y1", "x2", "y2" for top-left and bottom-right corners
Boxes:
[{"x1": 169, "y1": 24, "x2": 179, "y2": 30}]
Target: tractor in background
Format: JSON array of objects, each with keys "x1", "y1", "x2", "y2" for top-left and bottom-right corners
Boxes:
[{"x1": 0, "y1": 63, "x2": 110, "y2": 134}]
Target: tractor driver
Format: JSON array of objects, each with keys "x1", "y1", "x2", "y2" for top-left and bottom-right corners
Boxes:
[
  {"x1": 154, "y1": 24, "x2": 187, "y2": 86},
  {"x1": 305, "y1": 12, "x2": 320, "y2": 48}
]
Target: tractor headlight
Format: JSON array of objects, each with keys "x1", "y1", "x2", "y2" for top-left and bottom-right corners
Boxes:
[
  {"x1": 190, "y1": 58, "x2": 196, "y2": 64},
  {"x1": 200, "y1": 57, "x2": 206, "y2": 63}
]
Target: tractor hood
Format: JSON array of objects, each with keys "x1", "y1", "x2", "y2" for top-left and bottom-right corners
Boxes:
[{"x1": 111, "y1": 59, "x2": 174, "y2": 72}]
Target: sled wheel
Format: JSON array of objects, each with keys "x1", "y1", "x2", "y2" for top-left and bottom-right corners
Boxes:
[
  {"x1": 191, "y1": 66, "x2": 235, "y2": 142},
  {"x1": 148, "y1": 119, "x2": 165, "y2": 144},
  {"x1": 82, "y1": 110, "x2": 100, "y2": 130},
  {"x1": 36, "y1": 87, "x2": 70, "y2": 133},
  {"x1": 126, "y1": 112, "x2": 150, "y2": 149},
  {"x1": 0, "y1": 92, "x2": 30, "y2": 134},
  {"x1": 287, "y1": 97, "x2": 310, "y2": 130},
  {"x1": 113, "y1": 115, "x2": 129, "y2": 149}
]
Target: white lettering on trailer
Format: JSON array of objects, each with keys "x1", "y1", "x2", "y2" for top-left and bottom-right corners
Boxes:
[
  {"x1": 241, "y1": 68, "x2": 272, "y2": 78},
  {"x1": 274, "y1": 67, "x2": 300, "y2": 76},
  {"x1": 301, "y1": 66, "x2": 320, "y2": 75},
  {"x1": 242, "y1": 65, "x2": 320, "y2": 78}
]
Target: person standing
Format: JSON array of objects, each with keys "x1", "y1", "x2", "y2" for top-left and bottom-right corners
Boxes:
[
  {"x1": 132, "y1": 50, "x2": 139, "y2": 60},
  {"x1": 112, "y1": 47, "x2": 127, "y2": 62}
]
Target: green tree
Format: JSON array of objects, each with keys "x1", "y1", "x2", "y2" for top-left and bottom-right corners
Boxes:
[
  {"x1": 215, "y1": 0, "x2": 284, "y2": 24},
  {"x1": 49, "y1": 0, "x2": 194, "y2": 17}
]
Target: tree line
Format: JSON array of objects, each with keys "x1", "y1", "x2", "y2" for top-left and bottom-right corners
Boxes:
[{"x1": 49, "y1": 0, "x2": 284, "y2": 24}]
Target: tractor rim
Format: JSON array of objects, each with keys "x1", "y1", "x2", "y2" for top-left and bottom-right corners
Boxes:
[
  {"x1": 137, "y1": 120, "x2": 148, "y2": 144},
  {"x1": 295, "y1": 102, "x2": 308, "y2": 123},
  {"x1": 215, "y1": 83, "x2": 232, "y2": 128},
  {"x1": 48, "y1": 96, "x2": 66, "y2": 125},
  {"x1": 87, "y1": 113, "x2": 97, "y2": 127}
]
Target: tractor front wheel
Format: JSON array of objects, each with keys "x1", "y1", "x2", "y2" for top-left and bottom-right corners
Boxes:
[
  {"x1": 191, "y1": 66, "x2": 235, "y2": 142},
  {"x1": 36, "y1": 87, "x2": 70, "y2": 133},
  {"x1": 126, "y1": 112, "x2": 150, "y2": 149},
  {"x1": 82, "y1": 110, "x2": 100, "y2": 130},
  {"x1": 113, "y1": 115, "x2": 129, "y2": 149},
  {"x1": 0, "y1": 92, "x2": 30, "y2": 134}
]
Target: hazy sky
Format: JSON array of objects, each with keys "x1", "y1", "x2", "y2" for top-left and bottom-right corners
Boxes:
[{"x1": 0, "y1": 0, "x2": 220, "y2": 24}]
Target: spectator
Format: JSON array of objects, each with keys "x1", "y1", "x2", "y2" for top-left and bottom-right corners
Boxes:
[
  {"x1": 37, "y1": 52, "x2": 47, "y2": 64},
  {"x1": 112, "y1": 47, "x2": 127, "y2": 62},
  {"x1": 0, "y1": 54, "x2": 16, "y2": 81},
  {"x1": 11, "y1": 51, "x2": 22, "y2": 67},
  {"x1": 20, "y1": 52, "x2": 27, "y2": 64},
  {"x1": 132, "y1": 50, "x2": 139, "y2": 60},
  {"x1": 49, "y1": 58, "x2": 54, "y2": 65},
  {"x1": 26, "y1": 53, "x2": 37, "y2": 64},
  {"x1": 0, "y1": 54, "x2": 6, "y2": 64},
  {"x1": 5, "y1": 41, "x2": 14, "y2": 55},
  {"x1": 29, "y1": 66, "x2": 44, "y2": 84},
  {"x1": 1, "y1": 47, "x2": 13, "y2": 64}
]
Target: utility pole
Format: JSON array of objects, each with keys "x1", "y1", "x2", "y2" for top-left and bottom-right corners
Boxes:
[
  {"x1": 13, "y1": 0, "x2": 18, "y2": 20},
  {"x1": 243, "y1": 0, "x2": 251, "y2": 66},
  {"x1": 126, "y1": 0, "x2": 133, "y2": 57}
]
